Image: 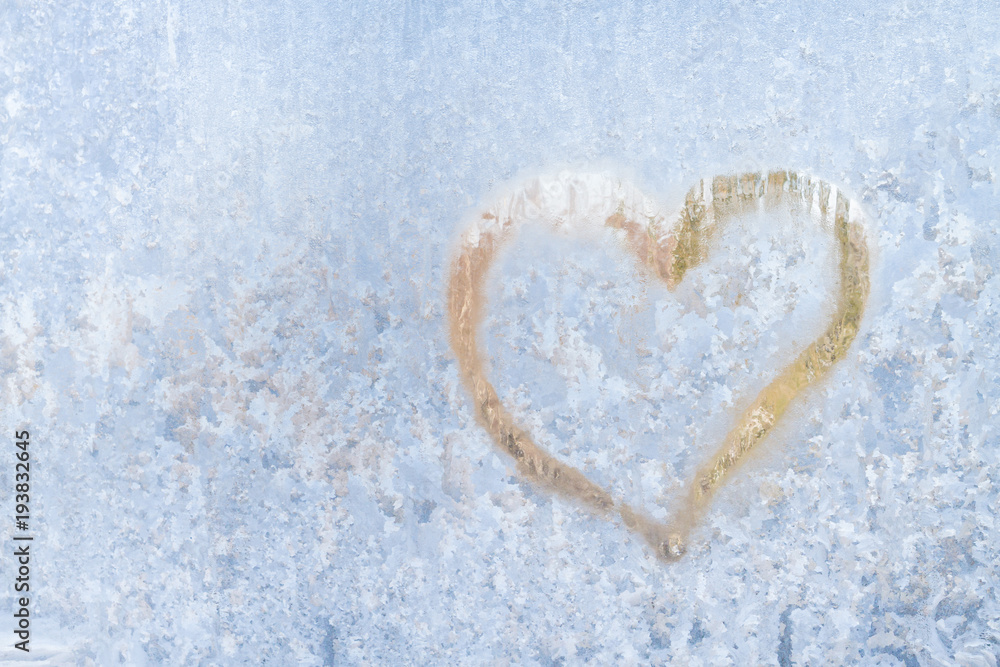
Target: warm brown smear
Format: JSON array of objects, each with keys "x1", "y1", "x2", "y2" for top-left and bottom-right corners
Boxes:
[{"x1": 447, "y1": 170, "x2": 870, "y2": 561}]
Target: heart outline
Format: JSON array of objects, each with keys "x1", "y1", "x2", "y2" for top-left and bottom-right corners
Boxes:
[{"x1": 447, "y1": 170, "x2": 870, "y2": 561}]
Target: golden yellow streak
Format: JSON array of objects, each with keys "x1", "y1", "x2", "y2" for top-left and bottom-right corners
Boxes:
[{"x1": 447, "y1": 171, "x2": 870, "y2": 562}]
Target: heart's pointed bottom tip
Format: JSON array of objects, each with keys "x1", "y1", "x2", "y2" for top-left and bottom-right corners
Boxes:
[{"x1": 657, "y1": 533, "x2": 686, "y2": 562}]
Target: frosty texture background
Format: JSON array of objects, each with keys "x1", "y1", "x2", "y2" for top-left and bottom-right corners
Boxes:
[{"x1": 1, "y1": 0, "x2": 999, "y2": 664}]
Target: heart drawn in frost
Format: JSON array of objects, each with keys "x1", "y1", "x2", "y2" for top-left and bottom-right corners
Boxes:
[{"x1": 447, "y1": 170, "x2": 870, "y2": 561}]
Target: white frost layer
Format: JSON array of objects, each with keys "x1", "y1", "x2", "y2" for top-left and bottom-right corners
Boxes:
[{"x1": 0, "y1": 0, "x2": 997, "y2": 664}]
